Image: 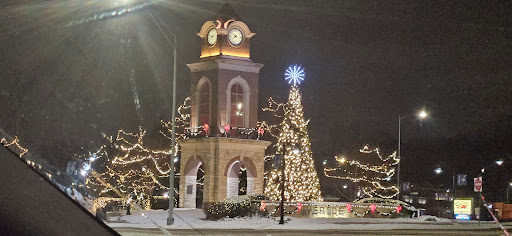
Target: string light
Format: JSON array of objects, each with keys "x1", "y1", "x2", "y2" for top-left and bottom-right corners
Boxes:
[
  {"x1": 160, "y1": 97, "x2": 190, "y2": 156},
  {"x1": 324, "y1": 145, "x2": 400, "y2": 199},
  {"x1": 264, "y1": 85, "x2": 323, "y2": 202},
  {"x1": 1, "y1": 136, "x2": 28, "y2": 157},
  {"x1": 257, "y1": 200, "x2": 404, "y2": 218},
  {"x1": 87, "y1": 97, "x2": 194, "y2": 210},
  {"x1": 87, "y1": 126, "x2": 181, "y2": 209}
]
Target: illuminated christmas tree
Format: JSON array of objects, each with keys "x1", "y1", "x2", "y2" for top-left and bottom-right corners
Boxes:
[
  {"x1": 264, "y1": 65, "x2": 323, "y2": 202},
  {"x1": 324, "y1": 145, "x2": 400, "y2": 199}
]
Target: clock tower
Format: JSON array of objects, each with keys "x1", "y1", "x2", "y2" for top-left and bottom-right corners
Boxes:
[
  {"x1": 178, "y1": 3, "x2": 270, "y2": 209},
  {"x1": 188, "y1": 4, "x2": 262, "y2": 135}
]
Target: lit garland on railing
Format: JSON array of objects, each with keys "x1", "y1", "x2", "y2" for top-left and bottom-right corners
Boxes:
[
  {"x1": 324, "y1": 145, "x2": 400, "y2": 199},
  {"x1": 1, "y1": 136, "x2": 28, "y2": 157},
  {"x1": 263, "y1": 85, "x2": 323, "y2": 202}
]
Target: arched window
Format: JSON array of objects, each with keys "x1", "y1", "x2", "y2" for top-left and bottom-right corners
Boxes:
[
  {"x1": 230, "y1": 84, "x2": 244, "y2": 127},
  {"x1": 199, "y1": 83, "x2": 210, "y2": 126}
]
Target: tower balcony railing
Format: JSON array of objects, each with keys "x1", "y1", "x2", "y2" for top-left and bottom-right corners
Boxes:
[{"x1": 184, "y1": 125, "x2": 264, "y2": 140}]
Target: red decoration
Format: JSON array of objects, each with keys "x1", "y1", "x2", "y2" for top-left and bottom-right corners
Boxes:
[
  {"x1": 224, "y1": 125, "x2": 230, "y2": 133},
  {"x1": 396, "y1": 205, "x2": 402, "y2": 213},
  {"x1": 258, "y1": 127, "x2": 264, "y2": 135},
  {"x1": 297, "y1": 202, "x2": 303, "y2": 212},
  {"x1": 203, "y1": 124, "x2": 209, "y2": 134},
  {"x1": 370, "y1": 204, "x2": 376, "y2": 213},
  {"x1": 346, "y1": 203, "x2": 352, "y2": 212},
  {"x1": 260, "y1": 201, "x2": 266, "y2": 211}
]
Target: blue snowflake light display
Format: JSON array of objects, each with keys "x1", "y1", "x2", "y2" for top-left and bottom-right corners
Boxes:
[{"x1": 285, "y1": 65, "x2": 305, "y2": 86}]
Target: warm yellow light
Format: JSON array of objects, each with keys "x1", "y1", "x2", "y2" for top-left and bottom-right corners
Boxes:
[{"x1": 418, "y1": 110, "x2": 427, "y2": 119}]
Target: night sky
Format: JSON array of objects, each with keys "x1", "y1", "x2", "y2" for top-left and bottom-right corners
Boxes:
[{"x1": 1, "y1": 0, "x2": 511, "y2": 201}]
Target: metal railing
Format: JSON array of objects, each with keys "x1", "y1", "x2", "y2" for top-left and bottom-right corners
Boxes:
[{"x1": 185, "y1": 125, "x2": 264, "y2": 140}]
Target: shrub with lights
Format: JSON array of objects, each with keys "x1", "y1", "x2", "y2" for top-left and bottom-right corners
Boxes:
[{"x1": 205, "y1": 194, "x2": 267, "y2": 220}]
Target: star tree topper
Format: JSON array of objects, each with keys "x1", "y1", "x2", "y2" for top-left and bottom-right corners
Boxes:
[{"x1": 285, "y1": 65, "x2": 305, "y2": 86}]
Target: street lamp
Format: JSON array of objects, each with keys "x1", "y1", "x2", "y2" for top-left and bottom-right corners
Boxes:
[
  {"x1": 144, "y1": 10, "x2": 178, "y2": 225},
  {"x1": 167, "y1": 33, "x2": 178, "y2": 225},
  {"x1": 496, "y1": 160, "x2": 504, "y2": 166},
  {"x1": 397, "y1": 110, "x2": 428, "y2": 200},
  {"x1": 434, "y1": 167, "x2": 443, "y2": 175},
  {"x1": 279, "y1": 151, "x2": 286, "y2": 225},
  {"x1": 507, "y1": 182, "x2": 512, "y2": 204}
]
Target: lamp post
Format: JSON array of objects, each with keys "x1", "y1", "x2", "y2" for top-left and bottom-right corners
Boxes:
[
  {"x1": 434, "y1": 167, "x2": 457, "y2": 219},
  {"x1": 279, "y1": 146, "x2": 299, "y2": 225},
  {"x1": 143, "y1": 5, "x2": 178, "y2": 225},
  {"x1": 397, "y1": 110, "x2": 427, "y2": 200},
  {"x1": 279, "y1": 152, "x2": 285, "y2": 225},
  {"x1": 507, "y1": 182, "x2": 512, "y2": 204},
  {"x1": 167, "y1": 34, "x2": 177, "y2": 225}
]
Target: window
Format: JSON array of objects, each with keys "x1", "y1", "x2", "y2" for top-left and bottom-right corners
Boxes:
[
  {"x1": 199, "y1": 83, "x2": 210, "y2": 126},
  {"x1": 230, "y1": 84, "x2": 244, "y2": 127}
]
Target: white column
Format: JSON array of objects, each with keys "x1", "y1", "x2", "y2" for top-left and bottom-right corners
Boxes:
[
  {"x1": 184, "y1": 176, "x2": 197, "y2": 208},
  {"x1": 246, "y1": 177, "x2": 255, "y2": 195},
  {"x1": 226, "y1": 177, "x2": 239, "y2": 199}
]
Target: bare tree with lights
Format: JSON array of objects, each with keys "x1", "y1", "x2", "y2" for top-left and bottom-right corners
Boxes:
[
  {"x1": 87, "y1": 98, "x2": 191, "y2": 210},
  {"x1": 86, "y1": 128, "x2": 173, "y2": 210},
  {"x1": 324, "y1": 145, "x2": 400, "y2": 199}
]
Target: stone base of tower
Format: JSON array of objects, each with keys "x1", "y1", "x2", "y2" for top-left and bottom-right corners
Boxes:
[{"x1": 178, "y1": 137, "x2": 271, "y2": 209}]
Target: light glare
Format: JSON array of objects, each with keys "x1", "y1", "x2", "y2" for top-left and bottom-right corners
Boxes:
[{"x1": 418, "y1": 110, "x2": 428, "y2": 119}]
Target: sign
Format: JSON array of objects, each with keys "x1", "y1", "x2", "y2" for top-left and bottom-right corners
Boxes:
[
  {"x1": 273, "y1": 154, "x2": 282, "y2": 169},
  {"x1": 297, "y1": 204, "x2": 350, "y2": 218},
  {"x1": 454, "y1": 198, "x2": 473, "y2": 215},
  {"x1": 474, "y1": 177, "x2": 482, "y2": 192},
  {"x1": 457, "y1": 174, "x2": 467, "y2": 186},
  {"x1": 455, "y1": 214, "x2": 470, "y2": 220},
  {"x1": 402, "y1": 182, "x2": 411, "y2": 192}
]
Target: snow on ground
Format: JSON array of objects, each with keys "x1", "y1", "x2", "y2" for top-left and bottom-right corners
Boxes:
[{"x1": 107, "y1": 208, "x2": 510, "y2": 232}]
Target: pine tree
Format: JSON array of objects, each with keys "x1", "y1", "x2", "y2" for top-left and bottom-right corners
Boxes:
[
  {"x1": 324, "y1": 145, "x2": 400, "y2": 199},
  {"x1": 264, "y1": 85, "x2": 323, "y2": 202}
]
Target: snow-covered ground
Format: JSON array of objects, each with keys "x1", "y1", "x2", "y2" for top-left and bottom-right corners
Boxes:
[{"x1": 107, "y1": 208, "x2": 510, "y2": 232}]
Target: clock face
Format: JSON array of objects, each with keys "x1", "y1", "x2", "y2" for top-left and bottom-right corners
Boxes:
[
  {"x1": 207, "y1": 28, "x2": 217, "y2": 46},
  {"x1": 228, "y1": 28, "x2": 243, "y2": 46}
]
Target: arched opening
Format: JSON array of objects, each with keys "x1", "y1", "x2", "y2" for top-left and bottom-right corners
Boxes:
[
  {"x1": 183, "y1": 158, "x2": 204, "y2": 208},
  {"x1": 195, "y1": 164, "x2": 204, "y2": 209},
  {"x1": 226, "y1": 159, "x2": 256, "y2": 198},
  {"x1": 198, "y1": 82, "x2": 210, "y2": 126},
  {"x1": 238, "y1": 166, "x2": 247, "y2": 196},
  {"x1": 229, "y1": 84, "x2": 244, "y2": 127}
]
